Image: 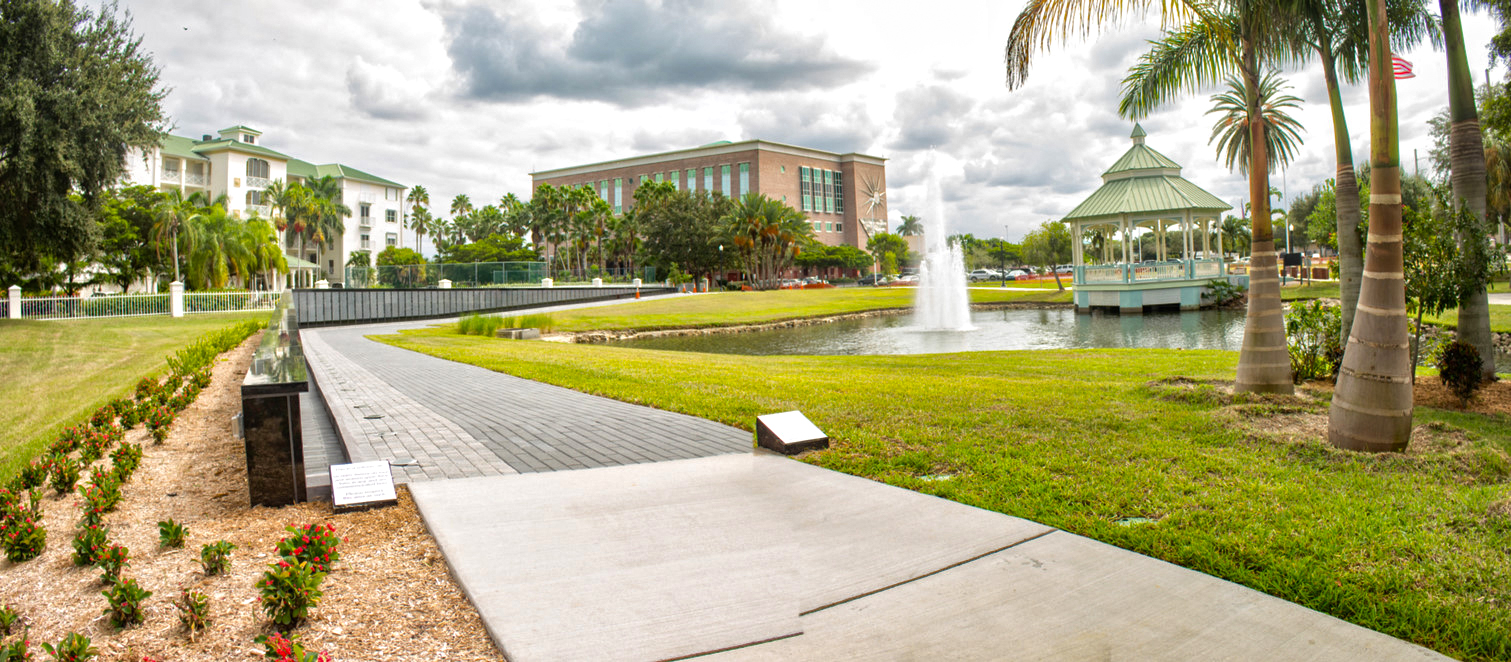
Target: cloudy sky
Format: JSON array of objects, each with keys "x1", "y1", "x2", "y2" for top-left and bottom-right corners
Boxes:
[{"x1": 116, "y1": 0, "x2": 1500, "y2": 247}]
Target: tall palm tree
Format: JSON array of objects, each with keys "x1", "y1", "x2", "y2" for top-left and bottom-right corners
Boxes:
[
  {"x1": 897, "y1": 215, "x2": 924, "y2": 236},
  {"x1": 405, "y1": 184, "x2": 430, "y2": 252},
  {"x1": 1440, "y1": 0, "x2": 1495, "y2": 379},
  {"x1": 450, "y1": 194, "x2": 473, "y2": 220},
  {"x1": 1028, "y1": 0, "x2": 1293, "y2": 393},
  {"x1": 1207, "y1": 72, "x2": 1306, "y2": 175},
  {"x1": 1329, "y1": 0, "x2": 1413, "y2": 452},
  {"x1": 151, "y1": 188, "x2": 196, "y2": 282},
  {"x1": 306, "y1": 176, "x2": 351, "y2": 262}
]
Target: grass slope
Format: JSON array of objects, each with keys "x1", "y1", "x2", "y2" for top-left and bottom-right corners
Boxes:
[
  {"x1": 0, "y1": 313, "x2": 265, "y2": 479},
  {"x1": 516, "y1": 287, "x2": 1070, "y2": 333},
  {"x1": 378, "y1": 330, "x2": 1510, "y2": 660}
]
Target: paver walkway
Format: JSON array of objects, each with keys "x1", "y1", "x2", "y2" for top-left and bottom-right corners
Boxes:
[{"x1": 300, "y1": 320, "x2": 750, "y2": 483}]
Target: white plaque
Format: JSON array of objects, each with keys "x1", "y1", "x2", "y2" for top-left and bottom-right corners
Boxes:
[
  {"x1": 757, "y1": 411, "x2": 825, "y2": 443},
  {"x1": 330, "y1": 460, "x2": 397, "y2": 510}
]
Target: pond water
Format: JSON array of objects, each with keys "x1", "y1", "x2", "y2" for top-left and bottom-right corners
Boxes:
[{"x1": 614, "y1": 307, "x2": 1249, "y2": 355}]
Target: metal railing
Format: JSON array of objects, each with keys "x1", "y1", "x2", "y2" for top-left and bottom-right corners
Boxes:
[
  {"x1": 1077, "y1": 258, "x2": 1227, "y2": 285},
  {"x1": 1082, "y1": 265, "x2": 1125, "y2": 283},
  {"x1": 247, "y1": 204, "x2": 272, "y2": 217},
  {"x1": 186, "y1": 173, "x2": 208, "y2": 187},
  {"x1": 16, "y1": 290, "x2": 277, "y2": 321},
  {"x1": 162, "y1": 170, "x2": 181, "y2": 183},
  {"x1": 246, "y1": 175, "x2": 271, "y2": 189}
]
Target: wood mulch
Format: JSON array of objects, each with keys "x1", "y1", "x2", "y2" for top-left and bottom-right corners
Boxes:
[{"x1": 0, "y1": 333, "x2": 503, "y2": 661}]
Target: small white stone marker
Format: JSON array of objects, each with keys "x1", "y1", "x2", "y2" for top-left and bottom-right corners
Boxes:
[
  {"x1": 330, "y1": 460, "x2": 398, "y2": 511},
  {"x1": 755, "y1": 410, "x2": 829, "y2": 455}
]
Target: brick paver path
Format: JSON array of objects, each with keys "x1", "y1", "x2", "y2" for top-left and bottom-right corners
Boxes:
[{"x1": 301, "y1": 322, "x2": 751, "y2": 482}]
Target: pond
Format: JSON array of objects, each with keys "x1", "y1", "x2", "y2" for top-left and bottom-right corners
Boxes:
[{"x1": 613, "y1": 307, "x2": 1249, "y2": 356}]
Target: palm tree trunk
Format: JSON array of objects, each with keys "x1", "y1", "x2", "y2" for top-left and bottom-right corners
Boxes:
[
  {"x1": 171, "y1": 230, "x2": 181, "y2": 282},
  {"x1": 1234, "y1": 33, "x2": 1294, "y2": 394},
  {"x1": 1319, "y1": 46, "x2": 1366, "y2": 337},
  {"x1": 1442, "y1": 0, "x2": 1496, "y2": 379},
  {"x1": 1329, "y1": 0, "x2": 1413, "y2": 452}
]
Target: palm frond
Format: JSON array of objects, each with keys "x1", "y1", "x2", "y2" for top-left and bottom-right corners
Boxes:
[
  {"x1": 1004, "y1": 0, "x2": 1210, "y2": 89},
  {"x1": 1119, "y1": 19, "x2": 1236, "y2": 118}
]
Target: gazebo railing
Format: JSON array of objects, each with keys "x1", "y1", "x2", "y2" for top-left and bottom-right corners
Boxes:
[{"x1": 1076, "y1": 258, "x2": 1225, "y2": 285}]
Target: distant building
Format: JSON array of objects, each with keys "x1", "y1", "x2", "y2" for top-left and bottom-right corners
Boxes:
[
  {"x1": 530, "y1": 140, "x2": 889, "y2": 251},
  {"x1": 123, "y1": 125, "x2": 407, "y2": 286}
]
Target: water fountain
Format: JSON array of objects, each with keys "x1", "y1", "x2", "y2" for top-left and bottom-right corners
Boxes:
[{"x1": 913, "y1": 172, "x2": 973, "y2": 331}]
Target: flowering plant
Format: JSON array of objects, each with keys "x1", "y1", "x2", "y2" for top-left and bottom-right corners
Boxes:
[
  {"x1": 96, "y1": 544, "x2": 129, "y2": 584},
  {"x1": 109, "y1": 443, "x2": 142, "y2": 483},
  {"x1": 133, "y1": 376, "x2": 158, "y2": 401},
  {"x1": 40, "y1": 632, "x2": 96, "y2": 662},
  {"x1": 1, "y1": 515, "x2": 45, "y2": 563},
  {"x1": 199, "y1": 540, "x2": 235, "y2": 575},
  {"x1": 16, "y1": 459, "x2": 48, "y2": 490},
  {"x1": 49, "y1": 455, "x2": 81, "y2": 495},
  {"x1": 101, "y1": 578, "x2": 151, "y2": 628},
  {"x1": 277, "y1": 522, "x2": 342, "y2": 572},
  {"x1": 146, "y1": 406, "x2": 173, "y2": 444},
  {"x1": 258, "y1": 559, "x2": 325, "y2": 627},
  {"x1": 71, "y1": 525, "x2": 109, "y2": 566},
  {"x1": 175, "y1": 589, "x2": 211, "y2": 641},
  {"x1": 254, "y1": 632, "x2": 331, "y2": 662}
]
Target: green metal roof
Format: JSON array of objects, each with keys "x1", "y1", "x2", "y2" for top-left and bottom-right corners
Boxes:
[
  {"x1": 283, "y1": 158, "x2": 401, "y2": 187},
  {"x1": 1064, "y1": 126, "x2": 1230, "y2": 221},
  {"x1": 191, "y1": 138, "x2": 294, "y2": 160},
  {"x1": 159, "y1": 134, "x2": 210, "y2": 161},
  {"x1": 286, "y1": 158, "x2": 318, "y2": 179},
  {"x1": 153, "y1": 132, "x2": 403, "y2": 189},
  {"x1": 219, "y1": 125, "x2": 262, "y2": 135},
  {"x1": 284, "y1": 254, "x2": 318, "y2": 269}
]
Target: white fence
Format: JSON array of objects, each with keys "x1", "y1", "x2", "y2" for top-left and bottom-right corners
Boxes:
[{"x1": 9, "y1": 287, "x2": 277, "y2": 321}]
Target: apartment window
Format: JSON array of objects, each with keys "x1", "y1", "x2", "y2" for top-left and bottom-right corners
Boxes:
[
  {"x1": 823, "y1": 170, "x2": 834, "y2": 213},
  {"x1": 813, "y1": 221, "x2": 821, "y2": 232},
  {"x1": 245, "y1": 158, "x2": 269, "y2": 179},
  {"x1": 386, "y1": 209, "x2": 397, "y2": 224},
  {"x1": 826, "y1": 222, "x2": 833, "y2": 232},
  {"x1": 721, "y1": 165, "x2": 731, "y2": 195},
  {"x1": 245, "y1": 190, "x2": 264, "y2": 207},
  {"x1": 703, "y1": 167, "x2": 713, "y2": 192},
  {"x1": 386, "y1": 233, "x2": 398, "y2": 247},
  {"x1": 671, "y1": 171, "x2": 680, "y2": 191},
  {"x1": 800, "y1": 167, "x2": 811, "y2": 212},
  {"x1": 614, "y1": 178, "x2": 622, "y2": 213},
  {"x1": 360, "y1": 203, "x2": 371, "y2": 223},
  {"x1": 836, "y1": 222, "x2": 843, "y2": 233},
  {"x1": 654, "y1": 172, "x2": 664, "y2": 183},
  {"x1": 738, "y1": 163, "x2": 749, "y2": 197},
  {"x1": 360, "y1": 233, "x2": 371, "y2": 249},
  {"x1": 834, "y1": 171, "x2": 844, "y2": 214},
  {"x1": 686, "y1": 169, "x2": 696, "y2": 191}
]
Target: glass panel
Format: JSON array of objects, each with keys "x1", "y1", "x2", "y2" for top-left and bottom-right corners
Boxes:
[
  {"x1": 671, "y1": 171, "x2": 680, "y2": 190},
  {"x1": 614, "y1": 178, "x2": 622, "y2": 213},
  {"x1": 823, "y1": 170, "x2": 833, "y2": 213},
  {"x1": 687, "y1": 169, "x2": 696, "y2": 191},
  {"x1": 834, "y1": 171, "x2": 843, "y2": 214},
  {"x1": 800, "y1": 167, "x2": 811, "y2": 212},
  {"x1": 739, "y1": 163, "x2": 749, "y2": 197},
  {"x1": 704, "y1": 167, "x2": 713, "y2": 191},
  {"x1": 721, "y1": 165, "x2": 731, "y2": 195}
]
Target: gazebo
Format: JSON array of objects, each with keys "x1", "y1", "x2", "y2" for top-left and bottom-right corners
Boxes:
[{"x1": 1063, "y1": 124, "x2": 1234, "y2": 313}]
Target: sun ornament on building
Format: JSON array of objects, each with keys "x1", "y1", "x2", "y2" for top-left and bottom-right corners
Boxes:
[{"x1": 859, "y1": 174, "x2": 887, "y2": 238}]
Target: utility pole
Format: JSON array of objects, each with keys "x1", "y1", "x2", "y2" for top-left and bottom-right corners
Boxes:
[{"x1": 1001, "y1": 225, "x2": 1008, "y2": 288}]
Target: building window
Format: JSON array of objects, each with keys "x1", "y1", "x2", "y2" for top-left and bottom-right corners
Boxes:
[
  {"x1": 245, "y1": 158, "x2": 269, "y2": 179},
  {"x1": 614, "y1": 178, "x2": 622, "y2": 213},
  {"x1": 360, "y1": 203, "x2": 371, "y2": 223},
  {"x1": 654, "y1": 172, "x2": 663, "y2": 183},
  {"x1": 686, "y1": 169, "x2": 696, "y2": 191},
  {"x1": 721, "y1": 165, "x2": 731, "y2": 195},
  {"x1": 823, "y1": 170, "x2": 834, "y2": 213},
  {"x1": 671, "y1": 171, "x2": 680, "y2": 191},
  {"x1": 834, "y1": 171, "x2": 844, "y2": 214},
  {"x1": 244, "y1": 134, "x2": 256, "y2": 145},
  {"x1": 703, "y1": 167, "x2": 713, "y2": 192},
  {"x1": 599, "y1": 180, "x2": 608, "y2": 202},
  {"x1": 245, "y1": 190, "x2": 264, "y2": 207},
  {"x1": 386, "y1": 209, "x2": 397, "y2": 224},
  {"x1": 835, "y1": 222, "x2": 843, "y2": 233},
  {"x1": 800, "y1": 167, "x2": 811, "y2": 212},
  {"x1": 386, "y1": 233, "x2": 397, "y2": 247},
  {"x1": 360, "y1": 233, "x2": 370, "y2": 250},
  {"x1": 813, "y1": 221, "x2": 821, "y2": 232},
  {"x1": 738, "y1": 163, "x2": 749, "y2": 198}
]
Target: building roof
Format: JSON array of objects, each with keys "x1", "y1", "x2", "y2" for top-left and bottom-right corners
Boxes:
[
  {"x1": 219, "y1": 125, "x2": 262, "y2": 136},
  {"x1": 159, "y1": 134, "x2": 210, "y2": 162},
  {"x1": 1063, "y1": 125, "x2": 1230, "y2": 221},
  {"x1": 285, "y1": 159, "x2": 403, "y2": 188},
  {"x1": 151, "y1": 131, "x2": 404, "y2": 189},
  {"x1": 190, "y1": 138, "x2": 295, "y2": 161},
  {"x1": 531, "y1": 138, "x2": 886, "y2": 178}
]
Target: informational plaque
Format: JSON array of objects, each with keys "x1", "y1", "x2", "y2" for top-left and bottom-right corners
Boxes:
[
  {"x1": 330, "y1": 460, "x2": 398, "y2": 511},
  {"x1": 755, "y1": 410, "x2": 829, "y2": 455}
]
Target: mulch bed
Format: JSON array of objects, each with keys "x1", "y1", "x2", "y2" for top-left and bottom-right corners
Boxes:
[{"x1": 0, "y1": 334, "x2": 503, "y2": 661}]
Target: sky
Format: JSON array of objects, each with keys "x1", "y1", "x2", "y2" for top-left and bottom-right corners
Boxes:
[{"x1": 113, "y1": 0, "x2": 1502, "y2": 247}]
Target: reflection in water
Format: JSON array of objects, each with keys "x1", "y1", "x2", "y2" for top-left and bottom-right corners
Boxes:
[{"x1": 615, "y1": 308, "x2": 1248, "y2": 356}]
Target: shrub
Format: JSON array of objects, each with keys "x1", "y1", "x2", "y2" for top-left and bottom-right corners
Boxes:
[
  {"x1": 501, "y1": 312, "x2": 555, "y2": 332},
  {"x1": 16, "y1": 460, "x2": 48, "y2": 491},
  {"x1": 50, "y1": 427, "x2": 83, "y2": 455},
  {"x1": 0, "y1": 489, "x2": 18, "y2": 520},
  {"x1": 119, "y1": 402, "x2": 143, "y2": 429},
  {"x1": 255, "y1": 631, "x2": 331, "y2": 662},
  {"x1": 157, "y1": 520, "x2": 187, "y2": 549},
  {"x1": 96, "y1": 544, "x2": 129, "y2": 585},
  {"x1": 78, "y1": 482, "x2": 120, "y2": 517},
  {"x1": 101, "y1": 578, "x2": 151, "y2": 628},
  {"x1": 88, "y1": 407, "x2": 114, "y2": 430},
  {"x1": 134, "y1": 377, "x2": 158, "y2": 401},
  {"x1": 146, "y1": 406, "x2": 173, "y2": 444},
  {"x1": 200, "y1": 540, "x2": 235, "y2": 575},
  {"x1": 72, "y1": 525, "x2": 109, "y2": 566},
  {"x1": 109, "y1": 443, "x2": 142, "y2": 483},
  {"x1": 49, "y1": 456, "x2": 81, "y2": 495},
  {"x1": 1284, "y1": 300, "x2": 1345, "y2": 383},
  {"x1": 277, "y1": 522, "x2": 342, "y2": 572},
  {"x1": 189, "y1": 368, "x2": 212, "y2": 389},
  {"x1": 258, "y1": 559, "x2": 325, "y2": 627},
  {"x1": 0, "y1": 603, "x2": 20, "y2": 634},
  {"x1": 1205, "y1": 279, "x2": 1247, "y2": 306},
  {"x1": 1, "y1": 516, "x2": 45, "y2": 563},
  {"x1": 42, "y1": 632, "x2": 99, "y2": 661},
  {"x1": 175, "y1": 589, "x2": 210, "y2": 641},
  {"x1": 0, "y1": 639, "x2": 31, "y2": 661},
  {"x1": 1437, "y1": 339, "x2": 1486, "y2": 404}
]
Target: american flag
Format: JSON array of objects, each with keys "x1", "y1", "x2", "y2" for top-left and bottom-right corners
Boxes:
[{"x1": 1392, "y1": 55, "x2": 1414, "y2": 80}]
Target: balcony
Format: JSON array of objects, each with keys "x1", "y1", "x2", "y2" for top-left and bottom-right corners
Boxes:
[
  {"x1": 186, "y1": 173, "x2": 208, "y2": 187},
  {"x1": 358, "y1": 216, "x2": 372, "y2": 229},
  {"x1": 247, "y1": 205, "x2": 271, "y2": 218},
  {"x1": 161, "y1": 169, "x2": 181, "y2": 183},
  {"x1": 360, "y1": 240, "x2": 371, "y2": 251},
  {"x1": 246, "y1": 175, "x2": 271, "y2": 190}
]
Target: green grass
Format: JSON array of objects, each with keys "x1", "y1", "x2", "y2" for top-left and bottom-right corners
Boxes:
[
  {"x1": 1422, "y1": 305, "x2": 1511, "y2": 334},
  {"x1": 377, "y1": 330, "x2": 1511, "y2": 660},
  {"x1": 0, "y1": 313, "x2": 265, "y2": 480},
  {"x1": 1280, "y1": 281, "x2": 1340, "y2": 300},
  {"x1": 535, "y1": 287, "x2": 1071, "y2": 333}
]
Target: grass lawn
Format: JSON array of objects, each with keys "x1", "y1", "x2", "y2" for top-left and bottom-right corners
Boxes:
[
  {"x1": 0, "y1": 313, "x2": 266, "y2": 480},
  {"x1": 518, "y1": 287, "x2": 1071, "y2": 333},
  {"x1": 1422, "y1": 305, "x2": 1511, "y2": 334},
  {"x1": 379, "y1": 330, "x2": 1510, "y2": 660},
  {"x1": 1280, "y1": 281, "x2": 1341, "y2": 300}
]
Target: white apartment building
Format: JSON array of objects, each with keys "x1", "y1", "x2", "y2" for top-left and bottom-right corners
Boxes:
[{"x1": 124, "y1": 125, "x2": 408, "y2": 287}]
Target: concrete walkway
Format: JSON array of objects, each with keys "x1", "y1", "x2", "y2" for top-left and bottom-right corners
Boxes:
[{"x1": 299, "y1": 307, "x2": 1451, "y2": 661}]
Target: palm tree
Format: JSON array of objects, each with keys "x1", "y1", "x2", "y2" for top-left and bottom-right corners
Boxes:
[
  {"x1": 1207, "y1": 72, "x2": 1306, "y2": 175},
  {"x1": 151, "y1": 188, "x2": 196, "y2": 282},
  {"x1": 1024, "y1": 0, "x2": 1293, "y2": 392},
  {"x1": 897, "y1": 215, "x2": 924, "y2": 236},
  {"x1": 1328, "y1": 0, "x2": 1414, "y2": 452},
  {"x1": 406, "y1": 184, "x2": 430, "y2": 252},
  {"x1": 306, "y1": 176, "x2": 351, "y2": 262},
  {"x1": 1439, "y1": 0, "x2": 1495, "y2": 379},
  {"x1": 450, "y1": 194, "x2": 473, "y2": 220}
]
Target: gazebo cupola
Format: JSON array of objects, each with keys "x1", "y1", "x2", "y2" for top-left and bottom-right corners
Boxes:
[{"x1": 1061, "y1": 124, "x2": 1235, "y2": 314}]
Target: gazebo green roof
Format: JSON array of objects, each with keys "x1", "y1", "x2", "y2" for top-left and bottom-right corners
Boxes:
[{"x1": 1064, "y1": 124, "x2": 1230, "y2": 221}]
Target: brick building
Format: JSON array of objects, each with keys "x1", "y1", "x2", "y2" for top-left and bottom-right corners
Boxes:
[{"x1": 530, "y1": 140, "x2": 888, "y2": 251}]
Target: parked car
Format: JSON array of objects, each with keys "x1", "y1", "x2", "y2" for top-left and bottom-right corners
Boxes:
[
  {"x1": 1055, "y1": 265, "x2": 1074, "y2": 275},
  {"x1": 968, "y1": 269, "x2": 1000, "y2": 282},
  {"x1": 858, "y1": 274, "x2": 884, "y2": 286},
  {"x1": 1007, "y1": 269, "x2": 1030, "y2": 280}
]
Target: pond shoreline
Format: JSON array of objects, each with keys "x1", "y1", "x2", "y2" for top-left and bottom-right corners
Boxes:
[{"x1": 555, "y1": 300, "x2": 1074, "y2": 344}]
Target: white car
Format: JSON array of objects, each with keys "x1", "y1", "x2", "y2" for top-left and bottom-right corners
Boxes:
[{"x1": 968, "y1": 269, "x2": 1000, "y2": 282}]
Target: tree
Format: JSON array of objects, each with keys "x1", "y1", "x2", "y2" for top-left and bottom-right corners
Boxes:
[
  {"x1": 437, "y1": 233, "x2": 539, "y2": 264},
  {"x1": 896, "y1": 215, "x2": 924, "y2": 236},
  {"x1": 866, "y1": 232, "x2": 911, "y2": 275},
  {"x1": 1329, "y1": 0, "x2": 1414, "y2": 452},
  {"x1": 375, "y1": 246, "x2": 425, "y2": 288},
  {"x1": 0, "y1": 0, "x2": 167, "y2": 273},
  {"x1": 635, "y1": 184, "x2": 731, "y2": 281},
  {"x1": 94, "y1": 185, "x2": 166, "y2": 292},
  {"x1": 305, "y1": 176, "x2": 350, "y2": 256},
  {"x1": 1022, "y1": 221, "x2": 1074, "y2": 290},
  {"x1": 406, "y1": 184, "x2": 431, "y2": 254},
  {"x1": 151, "y1": 189, "x2": 202, "y2": 282},
  {"x1": 721, "y1": 193, "x2": 812, "y2": 288},
  {"x1": 1207, "y1": 72, "x2": 1307, "y2": 176}
]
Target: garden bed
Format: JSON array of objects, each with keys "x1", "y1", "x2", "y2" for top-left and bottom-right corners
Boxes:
[{"x1": 0, "y1": 334, "x2": 500, "y2": 661}]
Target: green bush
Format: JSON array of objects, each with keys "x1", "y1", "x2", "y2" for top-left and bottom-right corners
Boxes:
[
  {"x1": 1284, "y1": 301, "x2": 1344, "y2": 383},
  {"x1": 1204, "y1": 279, "x2": 1247, "y2": 306},
  {"x1": 456, "y1": 313, "x2": 503, "y2": 337},
  {"x1": 101, "y1": 578, "x2": 151, "y2": 627},
  {"x1": 502, "y1": 312, "x2": 555, "y2": 332},
  {"x1": 1437, "y1": 339, "x2": 1486, "y2": 404}
]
